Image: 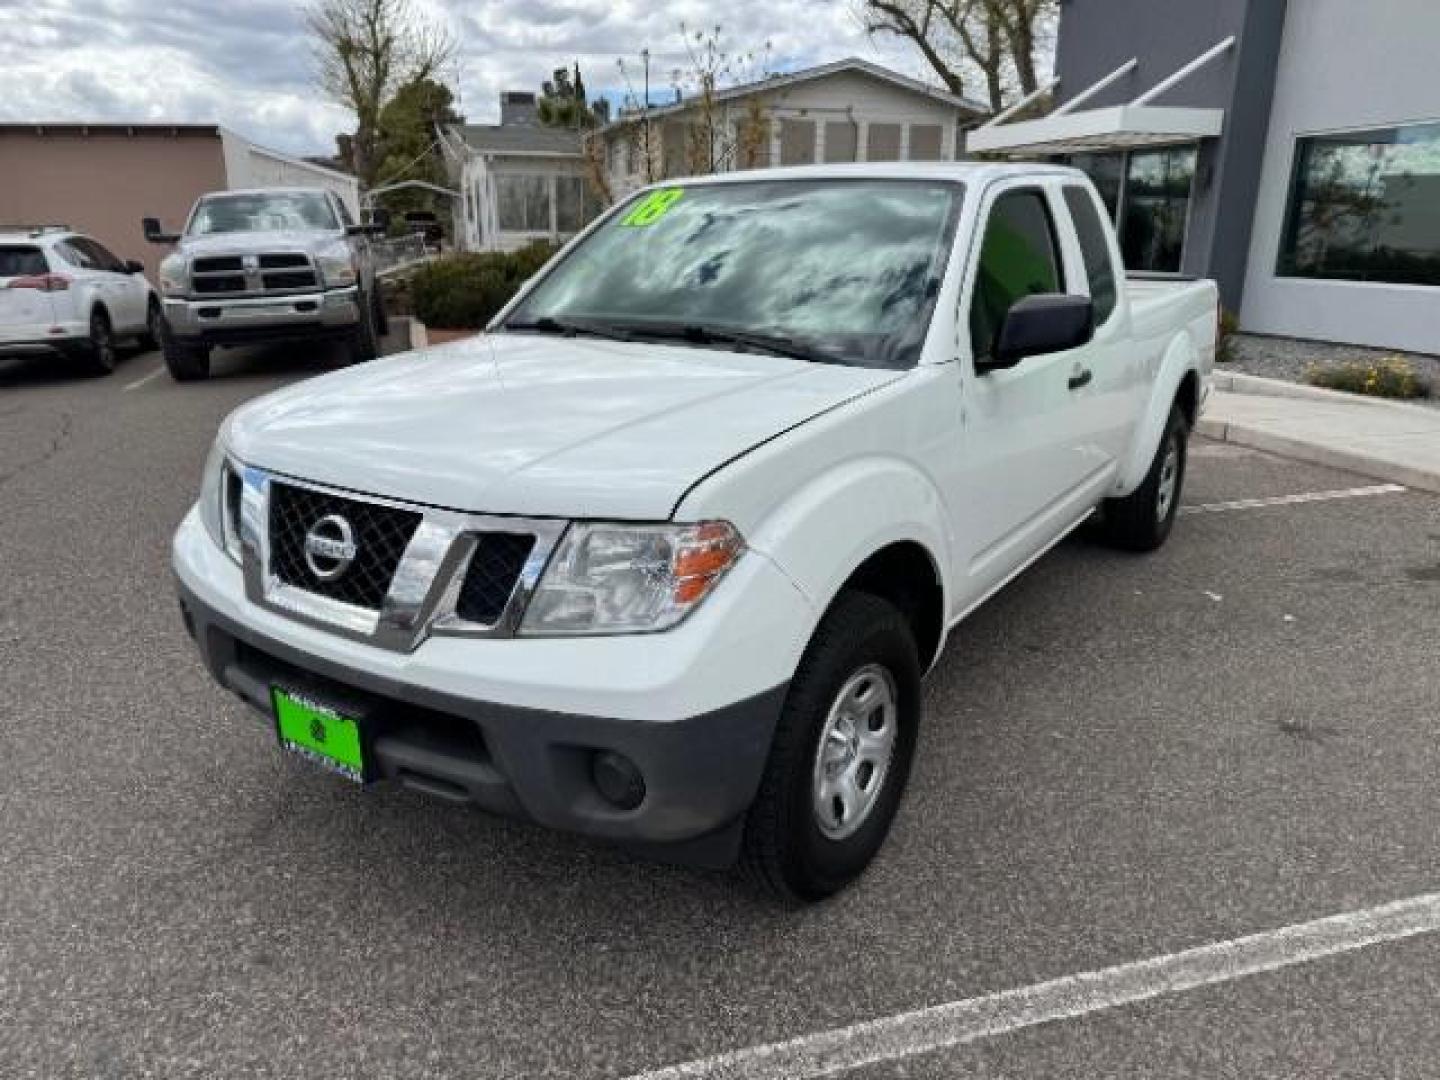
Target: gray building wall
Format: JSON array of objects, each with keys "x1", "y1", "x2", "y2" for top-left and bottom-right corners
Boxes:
[
  {"x1": 1240, "y1": 0, "x2": 1440, "y2": 354},
  {"x1": 1054, "y1": 0, "x2": 1287, "y2": 311}
]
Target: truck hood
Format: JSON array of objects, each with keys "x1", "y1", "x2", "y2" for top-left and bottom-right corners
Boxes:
[
  {"x1": 178, "y1": 229, "x2": 342, "y2": 255},
  {"x1": 227, "y1": 333, "x2": 904, "y2": 519}
]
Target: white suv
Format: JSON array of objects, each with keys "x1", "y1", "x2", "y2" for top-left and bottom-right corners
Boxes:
[{"x1": 0, "y1": 227, "x2": 163, "y2": 374}]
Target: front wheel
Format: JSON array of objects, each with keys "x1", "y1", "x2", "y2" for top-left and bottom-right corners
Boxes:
[
  {"x1": 741, "y1": 590, "x2": 921, "y2": 902},
  {"x1": 346, "y1": 290, "x2": 380, "y2": 364},
  {"x1": 1101, "y1": 405, "x2": 1189, "y2": 552},
  {"x1": 163, "y1": 336, "x2": 211, "y2": 382}
]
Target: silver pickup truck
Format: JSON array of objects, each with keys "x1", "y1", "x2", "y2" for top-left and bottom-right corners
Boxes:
[{"x1": 144, "y1": 187, "x2": 387, "y2": 381}]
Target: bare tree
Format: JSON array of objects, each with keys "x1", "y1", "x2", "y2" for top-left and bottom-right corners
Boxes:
[
  {"x1": 859, "y1": 0, "x2": 1056, "y2": 112},
  {"x1": 307, "y1": 0, "x2": 457, "y2": 187}
]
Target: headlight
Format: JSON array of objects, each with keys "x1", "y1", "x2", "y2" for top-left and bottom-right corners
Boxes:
[
  {"x1": 158, "y1": 253, "x2": 187, "y2": 296},
  {"x1": 314, "y1": 241, "x2": 357, "y2": 288},
  {"x1": 198, "y1": 439, "x2": 242, "y2": 564},
  {"x1": 519, "y1": 521, "x2": 744, "y2": 636}
]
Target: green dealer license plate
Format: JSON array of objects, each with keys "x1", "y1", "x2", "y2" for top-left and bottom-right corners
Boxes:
[{"x1": 272, "y1": 688, "x2": 366, "y2": 783}]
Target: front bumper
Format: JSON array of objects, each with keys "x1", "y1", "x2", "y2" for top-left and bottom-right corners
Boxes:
[
  {"x1": 164, "y1": 288, "x2": 360, "y2": 346},
  {"x1": 172, "y1": 509, "x2": 814, "y2": 864},
  {"x1": 178, "y1": 578, "x2": 785, "y2": 865}
]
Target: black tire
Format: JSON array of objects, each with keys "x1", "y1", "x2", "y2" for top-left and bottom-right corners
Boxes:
[
  {"x1": 1101, "y1": 405, "x2": 1189, "y2": 552},
  {"x1": 140, "y1": 299, "x2": 164, "y2": 352},
  {"x1": 80, "y1": 307, "x2": 117, "y2": 375},
  {"x1": 373, "y1": 286, "x2": 390, "y2": 338},
  {"x1": 346, "y1": 289, "x2": 380, "y2": 364},
  {"x1": 741, "y1": 590, "x2": 922, "y2": 903},
  {"x1": 163, "y1": 335, "x2": 211, "y2": 382}
]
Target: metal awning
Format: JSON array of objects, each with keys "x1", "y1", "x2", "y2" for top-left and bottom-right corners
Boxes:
[
  {"x1": 967, "y1": 103, "x2": 1224, "y2": 155},
  {"x1": 967, "y1": 36, "x2": 1233, "y2": 157}
]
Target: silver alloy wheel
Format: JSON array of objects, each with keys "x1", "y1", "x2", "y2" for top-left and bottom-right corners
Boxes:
[
  {"x1": 1156, "y1": 436, "x2": 1180, "y2": 523},
  {"x1": 811, "y1": 663, "x2": 899, "y2": 840}
]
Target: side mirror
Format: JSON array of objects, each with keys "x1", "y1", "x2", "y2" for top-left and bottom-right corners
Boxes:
[
  {"x1": 346, "y1": 223, "x2": 388, "y2": 238},
  {"x1": 124, "y1": 259, "x2": 146, "y2": 275},
  {"x1": 368, "y1": 206, "x2": 392, "y2": 231},
  {"x1": 980, "y1": 294, "x2": 1095, "y2": 372},
  {"x1": 142, "y1": 217, "x2": 180, "y2": 244}
]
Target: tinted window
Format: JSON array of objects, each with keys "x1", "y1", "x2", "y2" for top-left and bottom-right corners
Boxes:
[
  {"x1": 508, "y1": 179, "x2": 962, "y2": 370},
  {"x1": 1064, "y1": 186, "x2": 1118, "y2": 325},
  {"x1": 1279, "y1": 122, "x2": 1440, "y2": 286},
  {"x1": 80, "y1": 237, "x2": 126, "y2": 273},
  {"x1": 0, "y1": 246, "x2": 48, "y2": 277},
  {"x1": 969, "y1": 190, "x2": 1063, "y2": 363},
  {"x1": 54, "y1": 240, "x2": 97, "y2": 269}
]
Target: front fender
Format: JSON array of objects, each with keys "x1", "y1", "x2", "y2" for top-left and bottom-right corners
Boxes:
[
  {"x1": 737, "y1": 454, "x2": 953, "y2": 642},
  {"x1": 1117, "y1": 333, "x2": 1199, "y2": 495}
]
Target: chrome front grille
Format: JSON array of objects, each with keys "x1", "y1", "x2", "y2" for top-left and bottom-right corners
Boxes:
[
  {"x1": 268, "y1": 481, "x2": 422, "y2": 610},
  {"x1": 189, "y1": 252, "x2": 319, "y2": 296},
  {"x1": 234, "y1": 468, "x2": 565, "y2": 651}
]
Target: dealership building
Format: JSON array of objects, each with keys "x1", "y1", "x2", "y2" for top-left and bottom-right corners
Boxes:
[{"x1": 971, "y1": 0, "x2": 1439, "y2": 355}]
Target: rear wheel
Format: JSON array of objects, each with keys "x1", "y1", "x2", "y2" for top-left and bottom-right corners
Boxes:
[
  {"x1": 80, "y1": 308, "x2": 117, "y2": 375},
  {"x1": 741, "y1": 590, "x2": 921, "y2": 902},
  {"x1": 1101, "y1": 405, "x2": 1188, "y2": 552},
  {"x1": 140, "y1": 299, "x2": 164, "y2": 352}
]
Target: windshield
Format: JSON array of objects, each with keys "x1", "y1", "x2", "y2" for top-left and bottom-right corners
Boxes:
[
  {"x1": 504, "y1": 179, "x2": 963, "y2": 369},
  {"x1": 187, "y1": 192, "x2": 338, "y2": 236}
]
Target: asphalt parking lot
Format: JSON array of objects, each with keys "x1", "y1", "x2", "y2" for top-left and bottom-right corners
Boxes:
[{"x1": 2, "y1": 344, "x2": 1438, "y2": 1079}]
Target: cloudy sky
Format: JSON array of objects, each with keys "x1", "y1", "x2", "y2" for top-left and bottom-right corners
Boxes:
[{"x1": 0, "y1": 0, "x2": 940, "y2": 158}]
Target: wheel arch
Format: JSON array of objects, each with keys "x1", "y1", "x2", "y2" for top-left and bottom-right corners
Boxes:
[
  {"x1": 737, "y1": 455, "x2": 955, "y2": 675},
  {"x1": 1116, "y1": 332, "x2": 1201, "y2": 494}
]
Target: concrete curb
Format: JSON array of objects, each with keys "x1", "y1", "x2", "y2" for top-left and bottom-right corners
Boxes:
[{"x1": 1196, "y1": 413, "x2": 1440, "y2": 495}]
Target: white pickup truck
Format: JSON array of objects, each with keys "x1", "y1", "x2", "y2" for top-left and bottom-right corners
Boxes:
[{"x1": 174, "y1": 163, "x2": 1216, "y2": 901}]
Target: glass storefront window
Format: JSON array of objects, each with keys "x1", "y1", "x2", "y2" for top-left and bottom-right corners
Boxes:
[
  {"x1": 1278, "y1": 122, "x2": 1440, "y2": 286},
  {"x1": 1120, "y1": 146, "x2": 1196, "y2": 273}
]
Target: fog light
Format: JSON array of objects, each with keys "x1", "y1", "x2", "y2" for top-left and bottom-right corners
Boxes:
[{"x1": 591, "y1": 751, "x2": 646, "y2": 811}]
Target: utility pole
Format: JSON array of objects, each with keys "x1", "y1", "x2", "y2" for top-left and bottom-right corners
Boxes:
[{"x1": 642, "y1": 48, "x2": 653, "y2": 183}]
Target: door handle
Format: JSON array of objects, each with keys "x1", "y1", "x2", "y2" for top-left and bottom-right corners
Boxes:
[{"x1": 1068, "y1": 369, "x2": 1093, "y2": 391}]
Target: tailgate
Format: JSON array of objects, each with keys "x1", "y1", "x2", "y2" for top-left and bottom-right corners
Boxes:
[{"x1": 0, "y1": 245, "x2": 58, "y2": 332}]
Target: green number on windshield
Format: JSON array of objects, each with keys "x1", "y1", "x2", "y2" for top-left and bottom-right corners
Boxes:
[{"x1": 621, "y1": 188, "x2": 684, "y2": 227}]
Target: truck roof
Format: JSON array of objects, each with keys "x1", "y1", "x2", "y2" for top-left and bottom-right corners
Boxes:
[
  {"x1": 197, "y1": 187, "x2": 336, "y2": 199},
  {"x1": 657, "y1": 161, "x2": 1086, "y2": 187}
]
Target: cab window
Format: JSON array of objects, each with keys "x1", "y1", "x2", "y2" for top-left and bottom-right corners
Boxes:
[
  {"x1": 1063, "y1": 186, "x2": 1118, "y2": 326},
  {"x1": 969, "y1": 190, "x2": 1063, "y2": 364}
]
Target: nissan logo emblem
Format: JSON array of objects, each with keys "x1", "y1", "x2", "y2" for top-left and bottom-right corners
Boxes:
[{"x1": 303, "y1": 514, "x2": 358, "y2": 581}]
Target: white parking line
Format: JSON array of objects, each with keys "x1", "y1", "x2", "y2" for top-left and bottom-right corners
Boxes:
[
  {"x1": 1181, "y1": 484, "x2": 1406, "y2": 515},
  {"x1": 122, "y1": 365, "x2": 167, "y2": 392},
  {"x1": 624, "y1": 891, "x2": 1440, "y2": 1080}
]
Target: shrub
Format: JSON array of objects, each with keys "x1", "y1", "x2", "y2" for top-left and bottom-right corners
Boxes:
[
  {"x1": 409, "y1": 241, "x2": 558, "y2": 329},
  {"x1": 1305, "y1": 357, "x2": 1432, "y2": 400}
]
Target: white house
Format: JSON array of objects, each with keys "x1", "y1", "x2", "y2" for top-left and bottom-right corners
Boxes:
[
  {"x1": 441, "y1": 92, "x2": 600, "y2": 253},
  {"x1": 600, "y1": 57, "x2": 990, "y2": 198}
]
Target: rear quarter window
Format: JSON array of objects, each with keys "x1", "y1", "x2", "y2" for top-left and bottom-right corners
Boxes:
[
  {"x1": 1063, "y1": 186, "x2": 1118, "y2": 326},
  {"x1": 0, "y1": 246, "x2": 48, "y2": 277}
]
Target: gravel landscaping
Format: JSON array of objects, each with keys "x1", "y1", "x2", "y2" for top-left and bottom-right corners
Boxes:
[{"x1": 1224, "y1": 333, "x2": 1440, "y2": 407}]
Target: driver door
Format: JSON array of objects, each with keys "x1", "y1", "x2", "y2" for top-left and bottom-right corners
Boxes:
[{"x1": 954, "y1": 182, "x2": 1098, "y2": 589}]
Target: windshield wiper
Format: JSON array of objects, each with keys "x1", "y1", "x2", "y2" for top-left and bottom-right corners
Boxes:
[
  {"x1": 617, "y1": 322, "x2": 842, "y2": 365},
  {"x1": 503, "y1": 315, "x2": 638, "y2": 344}
]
